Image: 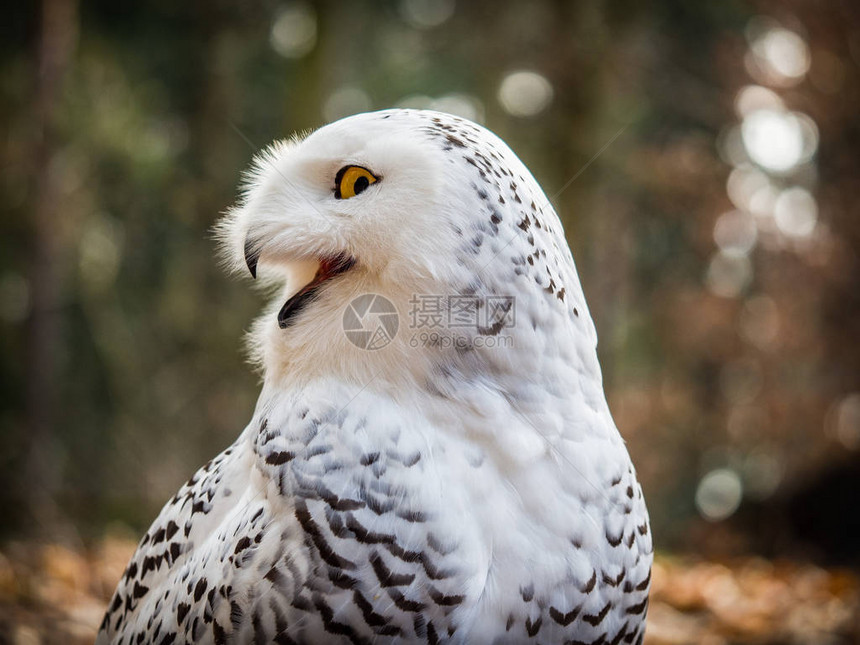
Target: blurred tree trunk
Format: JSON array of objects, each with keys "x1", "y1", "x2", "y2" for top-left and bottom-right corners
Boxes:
[{"x1": 26, "y1": 0, "x2": 78, "y2": 531}]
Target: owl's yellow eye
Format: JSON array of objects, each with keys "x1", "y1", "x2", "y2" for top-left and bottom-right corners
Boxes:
[{"x1": 335, "y1": 165, "x2": 379, "y2": 200}]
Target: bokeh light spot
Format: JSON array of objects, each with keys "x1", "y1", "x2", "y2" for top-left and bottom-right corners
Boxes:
[
  {"x1": 271, "y1": 2, "x2": 317, "y2": 59},
  {"x1": 834, "y1": 394, "x2": 860, "y2": 450},
  {"x1": 396, "y1": 93, "x2": 484, "y2": 122},
  {"x1": 323, "y1": 86, "x2": 372, "y2": 122},
  {"x1": 696, "y1": 468, "x2": 744, "y2": 521},
  {"x1": 742, "y1": 450, "x2": 783, "y2": 500},
  {"x1": 774, "y1": 187, "x2": 817, "y2": 239},
  {"x1": 429, "y1": 93, "x2": 484, "y2": 123},
  {"x1": 399, "y1": 0, "x2": 455, "y2": 29},
  {"x1": 713, "y1": 210, "x2": 758, "y2": 257},
  {"x1": 750, "y1": 24, "x2": 811, "y2": 85},
  {"x1": 734, "y1": 85, "x2": 784, "y2": 117},
  {"x1": 726, "y1": 165, "x2": 769, "y2": 212},
  {"x1": 706, "y1": 252, "x2": 752, "y2": 298},
  {"x1": 498, "y1": 70, "x2": 554, "y2": 117},
  {"x1": 79, "y1": 215, "x2": 125, "y2": 294},
  {"x1": 741, "y1": 109, "x2": 807, "y2": 173}
]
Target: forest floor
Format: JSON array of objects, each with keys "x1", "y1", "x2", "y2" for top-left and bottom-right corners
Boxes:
[{"x1": 0, "y1": 537, "x2": 857, "y2": 644}]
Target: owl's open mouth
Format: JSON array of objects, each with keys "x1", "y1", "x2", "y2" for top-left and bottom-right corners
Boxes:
[
  {"x1": 276, "y1": 253, "x2": 355, "y2": 328},
  {"x1": 242, "y1": 236, "x2": 355, "y2": 328}
]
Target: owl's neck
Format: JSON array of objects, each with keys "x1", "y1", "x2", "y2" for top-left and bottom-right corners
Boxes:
[{"x1": 254, "y1": 282, "x2": 614, "y2": 458}]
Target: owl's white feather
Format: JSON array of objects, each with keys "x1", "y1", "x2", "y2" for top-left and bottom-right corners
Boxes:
[{"x1": 99, "y1": 109, "x2": 652, "y2": 645}]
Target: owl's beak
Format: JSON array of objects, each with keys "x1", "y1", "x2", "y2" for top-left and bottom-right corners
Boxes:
[
  {"x1": 244, "y1": 236, "x2": 260, "y2": 279},
  {"x1": 242, "y1": 231, "x2": 355, "y2": 327}
]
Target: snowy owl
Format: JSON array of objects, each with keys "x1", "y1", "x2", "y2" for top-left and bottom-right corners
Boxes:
[{"x1": 99, "y1": 109, "x2": 652, "y2": 644}]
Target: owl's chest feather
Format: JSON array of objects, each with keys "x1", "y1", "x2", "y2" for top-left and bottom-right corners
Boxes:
[{"x1": 249, "y1": 387, "x2": 652, "y2": 643}]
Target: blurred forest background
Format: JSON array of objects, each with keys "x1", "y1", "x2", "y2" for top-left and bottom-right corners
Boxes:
[{"x1": 2, "y1": 0, "x2": 860, "y2": 642}]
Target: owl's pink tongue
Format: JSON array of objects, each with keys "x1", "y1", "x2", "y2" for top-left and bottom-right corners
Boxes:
[{"x1": 277, "y1": 254, "x2": 355, "y2": 328}]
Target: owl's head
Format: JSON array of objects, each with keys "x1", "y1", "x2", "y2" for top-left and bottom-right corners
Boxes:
[{"x1": 220, "y1": 109, "x2": 597, "y2": 386}]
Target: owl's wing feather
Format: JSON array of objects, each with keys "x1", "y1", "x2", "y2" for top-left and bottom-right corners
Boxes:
[{"x1": 97, "y1": 386, "x2": 487, "y2": 644}]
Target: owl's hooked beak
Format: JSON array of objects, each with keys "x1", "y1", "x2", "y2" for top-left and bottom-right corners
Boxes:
[
  {"x1": 243, "y1": 234, "x2": 355, "y2": 328},
  {"x1": 244, "y1": 237, "x2": 261, "y2": 279}
]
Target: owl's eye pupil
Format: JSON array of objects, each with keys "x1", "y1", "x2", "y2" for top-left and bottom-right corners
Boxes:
[
  {"x1": 353, "y1": 175, "x2": 370, "y2": 195},
  {"x1": 335, "y1": 165, "x2": 379, "y2": 199}
]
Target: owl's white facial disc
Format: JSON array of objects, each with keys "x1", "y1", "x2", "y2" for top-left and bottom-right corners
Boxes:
[{"x1": 220, "y1": 109, "x2": 598, "y2": 385}]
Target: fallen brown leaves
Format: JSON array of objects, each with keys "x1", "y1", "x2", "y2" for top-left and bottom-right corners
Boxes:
[
  {"x1": 0, "y1": 539, "x2": 857, "y2": 644},
  {"x1": 647, "y1": 556, "x2": 860, "y2": 644},
  {"x1": 0, "y1": 536, "x2": 135, "y2": 644}
]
